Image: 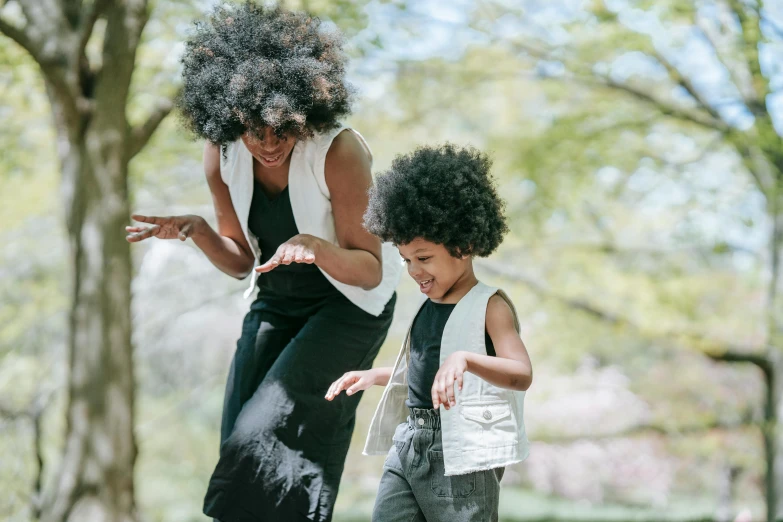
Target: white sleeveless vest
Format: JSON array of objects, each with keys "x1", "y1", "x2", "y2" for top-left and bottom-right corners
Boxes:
[
  {"x1": 363, "y1": 282, "x2": 530, "y2": 475},
  {"x1": 219, "y1": 125, "x2": 402, "y2": 316}
]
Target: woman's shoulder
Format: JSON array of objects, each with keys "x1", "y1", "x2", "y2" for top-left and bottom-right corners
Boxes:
[{"x1": 306, "y1": 125, "x2": 371, "y2": 161}]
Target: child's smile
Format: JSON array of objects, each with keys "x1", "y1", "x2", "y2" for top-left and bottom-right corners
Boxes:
[
  {"x1": 398, "y1": 238, "x2": 477, "y2": 303},
  {"x1": 417, "y1": 278, "x2": 434, "y2": 294}
]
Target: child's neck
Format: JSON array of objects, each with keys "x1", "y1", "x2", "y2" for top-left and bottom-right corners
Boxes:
[{"x1": 431, "y1": 266, "x2": 478, "y2": 305}]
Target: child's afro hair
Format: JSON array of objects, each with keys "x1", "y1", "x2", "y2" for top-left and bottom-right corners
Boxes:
[
  {"x1": 364, "y1": 144, "x2": 509, "y2": 257},
  {"x1": 178, "y1": 1, "x2": 354, "y2": 145}
]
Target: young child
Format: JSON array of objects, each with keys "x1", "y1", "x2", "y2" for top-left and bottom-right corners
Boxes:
[{"x1": 325, "y1": 144, "x2": 533, "y2": 522}]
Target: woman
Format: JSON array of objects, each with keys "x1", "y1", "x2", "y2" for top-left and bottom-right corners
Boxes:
[{"x1": 126, "y1": 4, "x2": 401, "y2": 521}]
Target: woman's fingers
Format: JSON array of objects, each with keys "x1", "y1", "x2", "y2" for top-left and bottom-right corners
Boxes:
[
  {"x1": 280, "y1": 247, "x2": 294, "y2": 265},
  {"x1": 255, "y1": 240, "x2": 316, "y2": 272},
  {"x1": 126, "y1": 225, "x2": 160, "y2": 243},
  {"x1": 255, "y1": 260, "x2": 278, "y2": 273},
  {"x1": 131, "y1": 214, "x2": 161, "y2": 225},
  {"x1": 256, "y1": 248, "x2": 282, "y2": 273}
]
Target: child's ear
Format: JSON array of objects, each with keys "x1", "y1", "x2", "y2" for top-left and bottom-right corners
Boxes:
[{"x1": 458, "y1": 245, "x2": 473, "y2": 259}]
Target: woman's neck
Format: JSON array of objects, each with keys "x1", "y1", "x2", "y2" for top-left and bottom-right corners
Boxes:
[{"x1": 252, "y1": 153, "x2": 293, "y2": 198}]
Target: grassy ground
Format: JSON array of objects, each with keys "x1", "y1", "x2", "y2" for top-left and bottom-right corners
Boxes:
[{"x1": 332, "y1": 486, "x2": 721, "y2": 522}]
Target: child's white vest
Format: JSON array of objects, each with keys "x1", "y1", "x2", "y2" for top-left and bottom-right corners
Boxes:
[
  {"x1": 219, "y1": 125, "x2": 402, "y2": 317},
  {"x1": 363, "y1": 282, "x2": 530, "y2": 476}
]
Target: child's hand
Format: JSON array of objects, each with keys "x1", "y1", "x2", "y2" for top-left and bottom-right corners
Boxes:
[
  {"x1": 431, "y1": 351, "x2": 470, "y2": 410},
  {"x1": 325, "y1": 370, "x2": 377, "y2": 401}
]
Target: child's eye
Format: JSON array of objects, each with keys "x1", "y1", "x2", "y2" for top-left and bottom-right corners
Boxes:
[
  {"x1": 418, "y1": 257, "x2": 431, "y2": 262},
  {"x1": 401, "y1": 257, "x2": 410, "y2": 264}
]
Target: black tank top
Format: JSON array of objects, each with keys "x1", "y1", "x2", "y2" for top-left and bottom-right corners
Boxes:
[
  {"x1": 406, "y1": 299, "x2": 496, "y2": 409},
  {"x1": 248, "y1": 179, "x2": 337, "y2": 299}
]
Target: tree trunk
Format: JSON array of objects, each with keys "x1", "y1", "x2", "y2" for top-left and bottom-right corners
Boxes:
[
  {"x1": 41, "y1": 98, "x2": 137, "y2": 522},
  {"x1": 766, "y1": 192, "x2": 783, "y2": 522}
]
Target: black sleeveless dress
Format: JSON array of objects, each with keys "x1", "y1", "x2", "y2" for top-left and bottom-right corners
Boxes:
[{"x1": 204, "y1": 179, "x2": 397, "y2": 522}]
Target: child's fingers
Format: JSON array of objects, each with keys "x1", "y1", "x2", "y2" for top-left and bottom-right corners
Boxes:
[
  {"x1": 326, "y1": 374, "x2": 349, "y2": 399},
  {"x1": 440, "y1": 385, "x2": 450, "y2": 410},
  {"x1": 445, "y1": 372, "x2": 456, "y2": 406},
  {"x1": 327, "y1": 377, "x2": 348, "y2": 399},
  {"x1": 346, "y1": 378, "x2": 367, "y2": 396},
  {"x1": 325, "y1": 380, "x2": 340, "y2": 400},
  {"x1": 326, "y1": 374, "x2": 357, "y2": 399},
  {"x1": 456, "y1": 371, "x2": 464, "y2": 391},
  {"x1": 432, "y1": 377, "x2": 449, "y2": 410}
]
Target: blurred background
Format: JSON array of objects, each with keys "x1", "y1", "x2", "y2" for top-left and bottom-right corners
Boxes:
[{"x1": 2, "y1": 0, "x2": 783, "y2": 520}]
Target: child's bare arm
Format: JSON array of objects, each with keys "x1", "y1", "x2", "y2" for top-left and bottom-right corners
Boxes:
[
  {"x1": 470, "y1": 294, "x2": 533, "y2": 390},
  {"x1": 432, "y1": 295, "x2": 533, "y2": 409},
  {"x1": 325, "y1": 367, "x2": 394, "y2": 401}
]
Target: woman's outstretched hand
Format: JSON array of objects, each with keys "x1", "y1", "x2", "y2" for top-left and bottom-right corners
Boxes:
[
  {"x1": 255, "y1": 234, "x2": 321, "y2": 273},
  {"x1": 126, "y1": 214, "x2": 203, "y2": 243}
]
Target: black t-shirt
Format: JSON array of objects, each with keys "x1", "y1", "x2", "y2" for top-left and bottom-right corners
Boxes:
[
  {"x1": 248, "y1": 180, "x2": 335, "y2": 298},
  {"x1": 406, "y1": 299, "x2": 496, "y2": 409}
]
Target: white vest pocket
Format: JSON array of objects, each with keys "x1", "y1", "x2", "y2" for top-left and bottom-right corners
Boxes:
[{"x1": 459, "y1": 400, "x2": 518, "y2": 447}]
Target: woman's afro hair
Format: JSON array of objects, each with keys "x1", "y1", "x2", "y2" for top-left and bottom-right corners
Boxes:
[
  {"x1": 364, "y1": 144, "x2": 509, "y2": 257},
  {"x1": 178, "y1": 1, "x2": 354, "y2": 144}
]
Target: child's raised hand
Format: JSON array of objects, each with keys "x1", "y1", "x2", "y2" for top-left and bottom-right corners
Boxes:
[
  {"x1": 431, "y1": 351, "x2": 470, "y2": 410},
  {"x1": 325, "y1": 370, "x2": 376, "y2": 401}
]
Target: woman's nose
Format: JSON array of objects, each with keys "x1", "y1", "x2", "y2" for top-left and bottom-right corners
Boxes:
[{"x1": 260, "y1": 128, "x2": 281, "y2": 147}]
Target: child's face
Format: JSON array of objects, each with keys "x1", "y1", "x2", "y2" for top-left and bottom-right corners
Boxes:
[{"x1": 397, "y1": 238, "x2": 471, "y2": 301}]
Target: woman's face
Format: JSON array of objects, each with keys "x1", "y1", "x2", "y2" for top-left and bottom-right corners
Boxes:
[{"x1": 241, "y1": 127, "x2": 297, "y2": 169}]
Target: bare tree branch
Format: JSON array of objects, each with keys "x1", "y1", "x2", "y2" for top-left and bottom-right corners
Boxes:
[
  {"x1": 695, "y1": 16, "x2": 754, "y2": 105},
  {"x1": 708, "y1": 348, "x2": 774, "y2": 374},
  {"x1": 77, "y1": 0, "x2": 109, "y2": 59},
  {"x1": 726, "y1": 0, "x2": 769, "y2": 112},
  {"x1": 510, "y1": 38, "x2": 729, "y2": 133},
  {"x1": 127, "y1": 91, "x2": 180, "y2": 159},
  {"x1": 594, "y1": 74, "x2": 729, "y2": 132},
  {"x1": 476, "y1": 259, "x2": 768, "y2": 366},
  {"x1": 0, "y1": 15, "x2": 39, "y2": 58},
  {"x1": 731, "y1": 136, "x2": 778, "y2": 196},
  {"x1": 651, "y1": 48, "x2": 724, "y2": 123}
]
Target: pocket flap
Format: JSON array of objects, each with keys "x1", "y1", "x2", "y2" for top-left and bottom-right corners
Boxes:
[{"x1": 460, "y1": 401, "x2": 512, "y2": 424}]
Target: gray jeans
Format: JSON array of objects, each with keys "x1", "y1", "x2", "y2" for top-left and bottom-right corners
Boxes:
[{"x1": 372, "y1": 408, "x2": 504, "y2": 522}]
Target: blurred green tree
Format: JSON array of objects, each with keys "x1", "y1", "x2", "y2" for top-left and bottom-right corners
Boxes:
[{"x1": 0, "y1": 0, "x2": 372, "y2": 520}]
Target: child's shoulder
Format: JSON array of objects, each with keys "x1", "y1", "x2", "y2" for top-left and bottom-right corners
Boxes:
[
  {"x1": 484, "y1": 288, "x2": 519, "y2": 332},
  {"x1": 486, "y1": 292, "x2": 513, "y2": 316}
]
